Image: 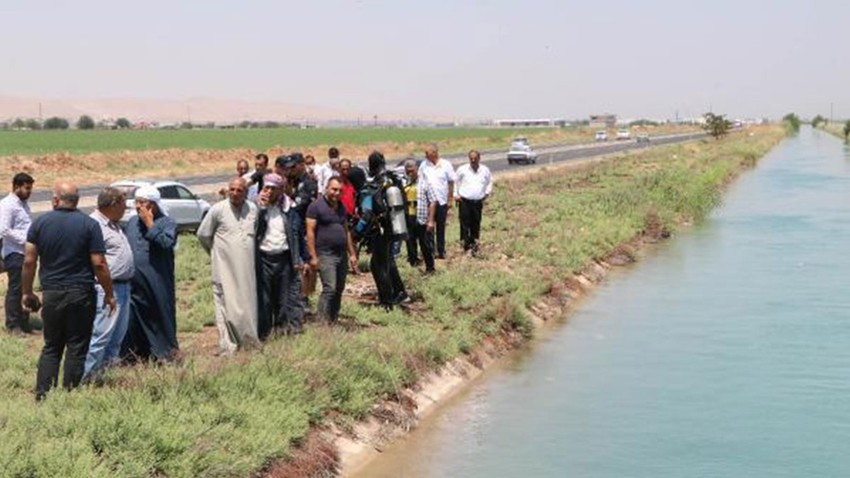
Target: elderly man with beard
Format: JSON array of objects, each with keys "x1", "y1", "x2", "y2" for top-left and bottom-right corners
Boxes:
[
  {"x1": 122, "y1": 186, "x2": 179, "y2": 362},
  {"x1": 255, "y1": 173, "x2": 303, "y2": 337},
  {"x1": 197, "y1": 177, "x2": 260, "y2": 355}
]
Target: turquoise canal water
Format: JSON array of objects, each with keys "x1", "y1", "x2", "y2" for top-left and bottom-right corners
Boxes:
[{"x1": 358, "y1": 127, "x2": 850, "y2": 477}]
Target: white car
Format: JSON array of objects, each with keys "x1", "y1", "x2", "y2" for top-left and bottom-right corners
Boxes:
[
  {"x1": 616, "y1": 129, "x2": 631, "y2": 140},
  {"x1": 595, "y1": 130, "x2": 608, "y2": 141},
  {"x1": 111, "y1": 180, "x2": 211, "y2": 232},
  {"x1": 507, "y1": 137, "x2": 538, "y2": 165}
]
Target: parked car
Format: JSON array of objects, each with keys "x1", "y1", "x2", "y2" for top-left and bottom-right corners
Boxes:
[
  {"x1": 111, "y1": 180, "x2": 211, "y2": 232},
  {"x1": 595, "y1": 130, "x2": 608, "y2": 142},
  {"x1": 507, "y1": 137, "x2": 538, "y2": 165},
  {"x1": 616, "y1": 129, "x2": 631, "y2": 140},
  {"x1": 636, "y1": 133, "x2": 651, "y2": 143}
]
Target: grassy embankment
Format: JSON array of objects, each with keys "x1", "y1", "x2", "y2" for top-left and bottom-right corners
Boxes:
[
  {"x1": 0, "y1": 125, "x2": 699, "y2": 189},
  {"x1": 0, "y1": 126, "x2": 783, "y2": 477},
  {"x1": 823, "y1": 123, "x2": 848, "y2": 141}
]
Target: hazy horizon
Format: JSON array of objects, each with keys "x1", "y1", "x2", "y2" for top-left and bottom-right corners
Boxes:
[{"x1": 2, "y1": 0, "x2": 847, "y2": 121}]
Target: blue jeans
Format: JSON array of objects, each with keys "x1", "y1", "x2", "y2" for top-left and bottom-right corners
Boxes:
[{"x1": 84, "y1": 282, "x2": 131, "y2": 378}]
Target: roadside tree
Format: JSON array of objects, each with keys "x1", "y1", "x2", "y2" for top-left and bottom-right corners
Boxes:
[
  {"x1": 703, "y1": 112, "x2": 732, "y2": 139},
  {"x1": 783, "y1": 113, "x2": 801, "y2": 133},
  {"x1": 116, "y1": 118, "x2": 132, "y2": 129},
  {"x1": 844, "y1": 120, "x2": 850, "y2": 141},
  {"x1": 25, "y1": 119, "x2": 43, "y2": 130},
  {"x1": 11, "y1": 118, "x2": 26, "y2": 129},
  {"x1": 77, "y1": 115, "x2": 95, "y2": 130},
  {"x1": 43, "y1": 117, "x2": 69, "y2": 130},
  {"x1": 811, "y1": 115, "x2": 826, "y2": 128}
]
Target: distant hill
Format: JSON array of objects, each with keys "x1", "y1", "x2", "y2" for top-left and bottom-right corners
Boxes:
[{"x1": 0, "y1": 96, "x2": 370, "y2": 124}]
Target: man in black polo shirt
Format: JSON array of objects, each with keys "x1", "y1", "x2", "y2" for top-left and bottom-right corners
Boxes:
[
  {"x1": 22, "y1": 182, "x2": 115, "y2": 400},
  {"x1": 306, "y1": 177, "x2": 357, "y2": 322}
]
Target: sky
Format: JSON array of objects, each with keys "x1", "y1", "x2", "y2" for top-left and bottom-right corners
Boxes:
[{"x1": 1, "y1": 0, "x2": 847, "y2": 121}]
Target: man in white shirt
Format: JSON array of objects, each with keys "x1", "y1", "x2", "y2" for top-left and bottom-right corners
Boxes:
[
  {"x1": 316, "y1": 146, "x2": 341, "y2": 192},
  {"x1": 418, "y1": 144, "x2": 456, "y2": 259},
  {"x1": 0, "y1": 173, "x2": 34, "y2": 334},
  {"x1": 255, "y1": 173, "x2": 304, "y2": 337},
  {"x1": 454, "y1": 150, "x2": 492, "y2": 256}
]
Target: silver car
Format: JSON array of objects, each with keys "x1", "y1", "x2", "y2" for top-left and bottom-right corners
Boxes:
[
  {"x1": 507, "y1": 137, "x2": 538, "y2": 165},
  {"x1": 111, "y1": 180, "x2": 211, "y2": 232}
]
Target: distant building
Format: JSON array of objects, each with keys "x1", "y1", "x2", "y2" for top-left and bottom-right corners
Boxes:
[
  {"x1": 494, "y1": 118, "x2": 567, "y2": 127},
  {"x1": 589, "y1": 114, "x2": 617, "y2": 129}
]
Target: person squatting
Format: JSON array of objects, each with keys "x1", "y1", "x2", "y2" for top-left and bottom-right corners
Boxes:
[{"x1": 2, "y1": 144, "x2": 493, "y2": 399}]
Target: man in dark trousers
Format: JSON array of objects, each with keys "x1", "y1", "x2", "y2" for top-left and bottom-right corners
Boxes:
[
  {"x1": 256, "y1": 173, "x2": 304, "y2": 337},
  {"x1": 352, "y1": 152, "x2": 409, "y2": 308},
  {"x1": 0, "y1": 172, "x2": 35, "y2": 334},
  {"x1": 418, "y1": 144, "x2": 456, "y2": 259},
  {"x1": 278, "y1": 153, "x2": 319, "y2": 304},
  {"x1": 404, "y1": 159, "x2": 437, "y2": 273},
  {"x1": 22, "y1": 181, "x2": 115, "y2": 400},
  {"x1": 454, "y1": 149, "x2": 492, "y2": 256}
]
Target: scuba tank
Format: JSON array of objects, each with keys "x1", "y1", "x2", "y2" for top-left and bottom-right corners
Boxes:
[{"x1": 384, "y1": 184, "x2": 408, "y2": 239}]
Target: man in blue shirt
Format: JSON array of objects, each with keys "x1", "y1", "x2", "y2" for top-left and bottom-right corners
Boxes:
[
  {"x1": 0, "y1": 172, "x2": 34, "y2": 334},
  {"x1": 22, "y1": 182, "x2": 115, "y2": 400}
]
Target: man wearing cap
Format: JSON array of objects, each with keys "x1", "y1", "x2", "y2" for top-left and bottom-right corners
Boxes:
[
  {"x1": 197, "y1": 177, "x2": 260, "y2": 354},
  {"x1": 277, "y1": 153, "x2": 319, "y2": 303},
  {"x1": 255, "y1": 173, "x2": 303, "y2": 337},
  {"x1": 122, "y1": 185, "x2": 179, "y2": 362}
]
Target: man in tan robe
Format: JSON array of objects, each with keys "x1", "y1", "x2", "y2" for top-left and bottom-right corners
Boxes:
[{"x1": 197, "y1": 177, "x2": 259, "y2": 355}]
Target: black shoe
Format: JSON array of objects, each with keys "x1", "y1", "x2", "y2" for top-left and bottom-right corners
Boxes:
[
  {"x1": 392, "y1": 291, "x2": 411, "y2": 305},
  {"x1": 436, "y1": 254, "x2": 446, "y2": 260}
]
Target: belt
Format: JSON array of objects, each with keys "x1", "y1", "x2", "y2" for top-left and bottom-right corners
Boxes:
[
  {"x1": 260, "y1": 249, "x2": 291, "y2": 258},
  {"x1": 460, "y1": 197, "x2": 484, "y2": 202},
  {"x1": 112, "y1": 279, "x2": 132, "y2": 284}
]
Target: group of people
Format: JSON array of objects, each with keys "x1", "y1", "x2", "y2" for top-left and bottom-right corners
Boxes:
[
  {"x1": 0, "y1": 173, "x2": 179, "y2": 399},
  {"x1": 0, "y1": 143, "x2": 493, "y2": 399}
]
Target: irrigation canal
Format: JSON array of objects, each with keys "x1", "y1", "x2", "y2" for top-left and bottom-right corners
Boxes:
[{"x1": 355, "y1": 127, "x2": 850, "y2": 477}]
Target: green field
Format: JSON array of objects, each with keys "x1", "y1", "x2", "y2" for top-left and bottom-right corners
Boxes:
[
  {"x1": 0, "y1": 127, "x2": 561, "y2": 156},
  {"x1": 0, "y1": 127, "x2": 784, "y2": 476}
]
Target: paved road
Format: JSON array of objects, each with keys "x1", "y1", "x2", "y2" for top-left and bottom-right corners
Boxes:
[{"x1": 30, "y1": 131, "x2": 708, "y2": 216}]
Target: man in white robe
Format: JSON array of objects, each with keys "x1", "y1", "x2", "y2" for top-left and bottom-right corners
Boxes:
[{"x1": 197, "y1": 177, "x2": 259, "y2": 354}]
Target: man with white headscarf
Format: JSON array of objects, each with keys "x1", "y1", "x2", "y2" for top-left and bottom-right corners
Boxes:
[
  {"x1": 255, "y1": 173, "x2": 303, "y2": 338},
  {"x1": 197, "y1": 177, "x2": 260, "y2": 354},
  {"x1": 121, "y1": 185, "x2": 179, "y2": 362}
]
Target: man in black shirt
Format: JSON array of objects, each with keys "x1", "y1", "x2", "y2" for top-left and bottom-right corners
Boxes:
[{"x1": 22, "y1": 182, "x2": 115, "y2": 400}]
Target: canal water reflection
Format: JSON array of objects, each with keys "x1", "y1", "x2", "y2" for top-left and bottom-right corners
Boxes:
[{"x1": 356, "y1": 127, "x2": 850, "y2": 477}]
